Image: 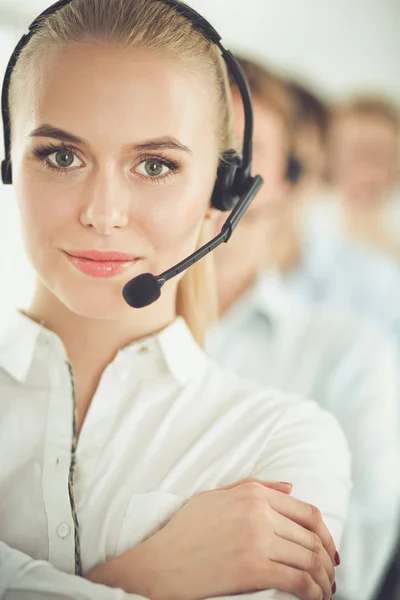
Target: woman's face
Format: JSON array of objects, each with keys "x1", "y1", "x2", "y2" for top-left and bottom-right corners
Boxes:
[
  {"x1": 11, "y1": 43, "x2": 219, "y2": 319},
  {"x1": 330, "y1": 114, "x2": 399, "y2": 206}
]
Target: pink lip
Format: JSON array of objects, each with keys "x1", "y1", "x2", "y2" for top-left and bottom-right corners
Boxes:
[{"x1": 64, "y1": 250, "x2": 140, "y2": 278}]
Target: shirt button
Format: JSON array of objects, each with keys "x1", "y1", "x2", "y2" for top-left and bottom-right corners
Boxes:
[
  {"x1": 56, "y1": 522, "x2": 71, "y2": 539},
  {"x1": 139, "y1": 344, "x2": 151, "y2": 355}
]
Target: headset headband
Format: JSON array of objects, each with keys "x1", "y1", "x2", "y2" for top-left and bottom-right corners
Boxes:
[{"x1": 1, "y1": 0, "x2": 253, "y2": 186}]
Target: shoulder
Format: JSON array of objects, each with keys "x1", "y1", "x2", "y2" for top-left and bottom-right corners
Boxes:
[
  {"x1": 333, "y1": 237, "x2": 400, "y2": 296},
  {"x1": 302, "y1": 232, "x2": 400, "y2": 328},
  {"x1": 305, "y1": 209, "x2": 400, "y2": 287},
  {"x1": 307, "y1": 303, "x2": 398, "y2": 355},
  {"x1": 274, "y1": 290, "x2": 397, "y2": 367}
]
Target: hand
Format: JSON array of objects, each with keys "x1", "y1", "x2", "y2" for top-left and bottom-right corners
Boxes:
[{"x1": 88, "y1": 479, "x2": 338, "y2": 600}]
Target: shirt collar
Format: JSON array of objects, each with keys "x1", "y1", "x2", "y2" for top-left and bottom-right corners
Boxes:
[
  {"x1": 0, "y1": 311, "x2": 67, "y2": 383},
  {"x1": 0, "y1": 312, "x2": 206, "y2": 386},
  {"x1": 253, "y1": 270, "x2": 307, "y2": 326},
  {"x1": 118, "y1": 316, "x2": 207, "y2": 385}
]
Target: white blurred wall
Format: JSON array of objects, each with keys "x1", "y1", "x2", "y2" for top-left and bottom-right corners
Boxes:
[
  {"x1": 188, "y1": 0, "x2": 400, "y2": 103},
  {"x1": 0, "y1": 0, "x2": 399, "y2": 330},
  {"x1": 2, "y1": 0, "x2": 400, "y2": 101}
]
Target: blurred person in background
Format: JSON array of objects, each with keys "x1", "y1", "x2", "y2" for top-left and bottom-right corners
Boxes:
[
  {"x1": 268, "y1": 79, "x2": 332, "y2": 272},
  {"x1": 286, "y1": 80, "x2": 331, "y2": 203},
  {"x1": 208, "y1": 55, "x2": 400, "y2": 600},
  {"x1": 327, "y1": 97, "x2": 400, "y2": 261},
  {"x1": 280, "y1": 83, "x2": 400, "y2": 369}
]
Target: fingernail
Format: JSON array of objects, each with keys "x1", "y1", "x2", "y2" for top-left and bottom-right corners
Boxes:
[
  {"x1": 332, "y1": 581, "x2": 337, "y2": 594},
  {"x1": 278, "y1": 482, "x2": 292, "y2": 485},
  {"x1": 334, "y1": 551, "x2": 340, "y2": 566}
]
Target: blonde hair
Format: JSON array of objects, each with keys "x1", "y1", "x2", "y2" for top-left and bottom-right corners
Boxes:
[{"x1": 9, "y1": 0, "x2": 234, "y2": 344}]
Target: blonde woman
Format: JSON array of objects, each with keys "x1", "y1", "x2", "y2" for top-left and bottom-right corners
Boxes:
[{"x1": 0, "y1": 1, "x2": 350, "y2": 599}]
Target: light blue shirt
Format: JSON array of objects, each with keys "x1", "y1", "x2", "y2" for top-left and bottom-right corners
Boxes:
[
  {"x1": 208, "y1": 272, "x2": 400, "y2": 600},
  {"x1": 287, "y1": 214, "x2": 400, "y2": 358}
]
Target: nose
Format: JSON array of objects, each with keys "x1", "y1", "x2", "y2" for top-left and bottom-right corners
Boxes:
[{"x1": 80, "y1": 167, "x2": 130, "y2": 235}]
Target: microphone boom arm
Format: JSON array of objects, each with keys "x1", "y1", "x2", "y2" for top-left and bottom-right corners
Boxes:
[{"x1": 158, "y1": 174, "x2": 263, "y2": 287}]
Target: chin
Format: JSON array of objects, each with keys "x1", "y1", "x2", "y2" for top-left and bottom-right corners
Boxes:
[
  {"x1": 349, "y1": 192, "x2": 380, "y2": 207},
  {"x1": 68, "y1": 300, "x2": 132, "y2": 320},
  {"x1": 53, "y1": 277, "x2": 135, "y2": 321}
]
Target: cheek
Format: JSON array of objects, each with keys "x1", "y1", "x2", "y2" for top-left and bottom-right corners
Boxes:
[
  {"x1": 254, "y1": 143, "x2": 286, "y2": 183},
  {"x1": 251, "y1": 150, "x2": 287, "y2": 209},
  {"x1": 135, "y1": 156, "x2": 218, "y2": 267},
  {"x1": 141, "y1": 177, "x2": 214, "y2": 266},
  {"x1": 15, "y1": 172, "x2": 77, "y2": 256}
]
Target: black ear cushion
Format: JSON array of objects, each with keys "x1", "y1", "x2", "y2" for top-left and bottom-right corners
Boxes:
[
  {"x1": 286, "y1": 154, "x2": 304, "y2": 185},
  {"x1": 1, "y1": 159, "x2": 12, "y2": 185},
  {"x1": 211, "y1": 150, "x2": 242, "y2": 211},
  {"x1": 211, "y1": 166, "x2": 237, "y2": 211}
]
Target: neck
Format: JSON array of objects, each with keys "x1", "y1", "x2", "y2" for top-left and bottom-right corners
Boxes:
[
  {"x1": 216, "y1": 220, "x2": 304, "y2": 315},
  {"x1": 215, "y1": 219, "x2": 271, "y2": 316},
  {"x1": 268, "y1": 219, "x2": 303, "y2": 275},
  {"x1": 341, "y1": 196, "x2": 386, "y2": 240},
  {"x1": 341, "y1": 196, "x2": 400, "y2": 259},
  {"x1": 27, "y1": 281, "x2": 176, "y2": 432}
]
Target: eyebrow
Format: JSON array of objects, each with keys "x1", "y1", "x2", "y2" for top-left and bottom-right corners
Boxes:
[{"x1": 28, "y1": 124, "x2": 193, "y2": 155}]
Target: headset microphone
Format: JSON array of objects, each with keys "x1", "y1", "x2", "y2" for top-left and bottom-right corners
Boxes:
[
  {"x1": 123, "y1": 175, "x2": 263, "y2": 308},
  {"x1": 1, "y1": 0, "x2": 264, "y2": 310}
]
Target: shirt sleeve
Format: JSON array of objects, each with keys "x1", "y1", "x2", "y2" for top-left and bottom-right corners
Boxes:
[
  {"x1": 0, "y1": 542, "x2": 149, "y2": 600},
  {"x1": 216, "y1": 398, "x2": 351, "y2": 600},
  {"x1": 254, "y1": 398, "x2": 351, "y2": 548},
  {"x1": 203, "y1": 399, "x2": 351, "y2": 600}
]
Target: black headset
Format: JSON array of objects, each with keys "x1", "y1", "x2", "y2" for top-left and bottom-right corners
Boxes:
[
  {"x1": 286, "y1": 153, "x2": 304, "y2": 184},
  {"x1": 0, "y1": 0, "x2": 266, "y2": 212}
]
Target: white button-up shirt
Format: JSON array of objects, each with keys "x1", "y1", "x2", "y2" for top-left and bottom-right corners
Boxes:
[
  {"x1": 0, "y1": 312, "x2": 350, "y2": 600},
  {"x1": 207, "y1": 272, "x2": 400, "y2": 600}
]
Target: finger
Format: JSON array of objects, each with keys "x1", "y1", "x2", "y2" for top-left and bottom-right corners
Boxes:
[
  {"x1": 273, "y1": 513, "x2": 335, "y2": 585},
  {"x1": 270, "y1": 536, "x2": 332, "y2": 599},
  {"x1": 262, "y1": 561, "x2": 325, "y2": 600},
  {"x1": 198, "y1": 479, "x2": 293, "y2": 496},
  {"x1": 267, "y1": 490, "x2": 337, "y2": 565}
]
